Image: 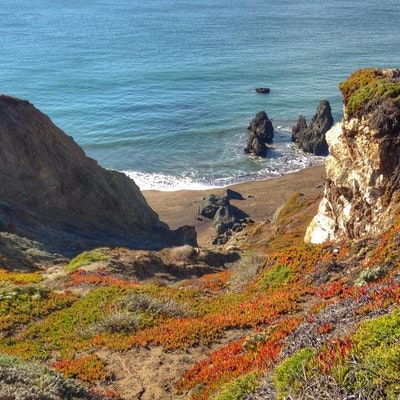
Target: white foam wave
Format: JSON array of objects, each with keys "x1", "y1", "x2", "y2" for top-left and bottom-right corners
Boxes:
[{"x1": 123, "y1": 170, "x2": 218, "y2": 191}]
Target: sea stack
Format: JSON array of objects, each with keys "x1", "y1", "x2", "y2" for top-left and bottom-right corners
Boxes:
[
  {"x1": 305, "y1": 68, "x2": 400, "y2": 244},
  {"x1": 292, "y1": 100, "x2": 334, "y2": 156},
  {"x1": 0, "y1": 95, "x2": 192, "y2": 255},
  {"x1": 244, "y1": 111, "x2": 274, "y2": 157}
]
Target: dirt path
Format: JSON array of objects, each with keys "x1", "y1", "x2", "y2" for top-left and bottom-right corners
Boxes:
[{"x1": 97, "y1": 331, "x2": 245, "y2": 400}]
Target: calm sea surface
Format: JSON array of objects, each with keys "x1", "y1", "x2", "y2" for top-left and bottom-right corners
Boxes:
[{"x1": 1, "y1": 0, "x2": 399, "y2": 189}]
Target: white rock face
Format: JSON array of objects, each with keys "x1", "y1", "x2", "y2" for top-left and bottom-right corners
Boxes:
[{"x1": 305, "y1": 116, "x2": 400, "y2": 244}]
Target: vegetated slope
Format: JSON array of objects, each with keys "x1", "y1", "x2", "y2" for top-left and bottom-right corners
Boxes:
[
  {"x1": 0, "y1": 189, "x2": 398, "y2": 400},
  {"x1": 0, "y1": 69, "x2": 399, "y2": 399}
]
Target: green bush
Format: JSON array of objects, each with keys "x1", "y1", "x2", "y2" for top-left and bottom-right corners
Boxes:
[
  {"x1": 339, "y1": 69, "x2": 400, "y2": 117},
  {"x1": 66, "y1": 250, "x2": 108, "y2": 272},
  {"x1": 337, "y1": 308, "x2": 400, "y2": 399},
  {"x1": 354, "y1": 266, "x2": 385, "y2": 286},
  {"x1": 353, "y1": 307, "x2": 400, "y2": 350},
  {"x1": 273, "y1": 348, "x2": 316, "y2": 398},
  {"x1": 213, "y1": 372, "x2": 259, "y2": 400},
  {"x1": 0, "y1": 286, "x2": 127, "y2": 360},
  {"x1": 261, "y1": 264, "x2": 293, "y2": 291}
]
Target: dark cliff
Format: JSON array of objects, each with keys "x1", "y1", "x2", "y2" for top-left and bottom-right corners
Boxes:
[{"x1": 0, "y1": 95, "x2": 187, "y2": 255}]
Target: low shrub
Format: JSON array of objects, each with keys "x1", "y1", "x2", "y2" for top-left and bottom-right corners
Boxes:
[
  {"x1": 354, "y1": 266, "x2": 385, "y2": 286},
  {"x1": 345, "y1": 309, "x2": 400, "y2": 399},
  {"x1": 0, "y1": 353, "x2": 96, "y2": 399},
  {"x1": 260, "y1": 264, "x2": 292, "y2": 291},
  {"x1": 212, "y1": 372, "x2": 259, "y2": 400},
  {"x1": 0, "y1": 269, "x2": 42, "y2": 284},
  {"x1": 282, "y1": 309, "x2": 400, "y2": 399},
  {"x1": 0, "y1": 285, "x2": 76, "y2": 333},
  {"x1": 82, "y1": 310, "x2": 152, "y2": 336},
  {"x1": 273, "y1": 348, "x2": 316, "y2": 399},
  {"x1": 123, "y1": 292, "x2": 192, "y2": 318},
  {"x1": 66, "y1": 250, "x2": 109, "y2": 272}
]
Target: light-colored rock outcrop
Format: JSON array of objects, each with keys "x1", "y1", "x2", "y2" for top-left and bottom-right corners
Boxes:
[{"x1": 305, "y1": 68, "x2": 400, "y2": 244}]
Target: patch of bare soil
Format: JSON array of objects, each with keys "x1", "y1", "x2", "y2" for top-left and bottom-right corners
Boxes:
[{"x1": 97, "y1": 331, "x2": 245, "y2": 400}]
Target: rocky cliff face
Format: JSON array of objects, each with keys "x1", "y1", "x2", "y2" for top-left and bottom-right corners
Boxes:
[
  {"x1": 305, "y1": 69, "x2": 400, "y2": 244},
  {"x1": 0, "y1": 95, "x2": 189, "y2": 255}
]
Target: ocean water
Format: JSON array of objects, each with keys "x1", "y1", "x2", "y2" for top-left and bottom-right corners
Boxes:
[{"x1": 1, "y1": 0, "x2": 399, "y2": 190}]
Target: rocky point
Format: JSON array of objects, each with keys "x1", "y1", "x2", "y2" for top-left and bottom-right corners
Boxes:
[{"x1": 306, "y1": 68, "x2": 400, "y2": 244}]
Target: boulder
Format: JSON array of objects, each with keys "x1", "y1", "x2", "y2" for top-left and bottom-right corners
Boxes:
[
  {"x1": 244, "y1": 111, "x2": 274, "y2": 157},
  {"x1": 0, "y1": 95, "x2": 189, "y2": 256},
  {"x1": 214, "y1": 205, "x2": 240, "y2": 236},
  {"x1": 292, "y1": 100, "x2": 334, "y2": 156},
  {"x1": 225, "y1": 189, "x2": 244, "y2": 200},
  {"x1": 213, "y1": 205, "x2": 252, "y2": 244},
  {"x1": 255, "y1": 87, "x2": 270, "y2": 94},
  {"x1": 199, "y1": 194, "x2": 229, "y2": 219},
  {"x1": 198, "y1": 192, "x2": 252, "y2": 245},
  {"x1": 173, "y1": 225, "x2": 197, "y2": 247}
]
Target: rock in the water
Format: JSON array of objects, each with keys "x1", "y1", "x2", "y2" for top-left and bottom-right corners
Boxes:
[
  {"x1": 244, "y1": 111, "x2": 274, "y2": 157},
  {"x1": 292, "y1": 100, "x2": 334, "y2": 156},
  {"x1": 0, "y1": 95, "x2": 189, "y2": 256},
  {"x1": 255, "y1": 87, "x2": 270, "y2": 94},
  {"x1": 292, "y1": 115, "x2": 307, "y2": 137},
  {"x1": 305, "y1": 69, "x2": 400, "y2": 244},
  {"x1": 199, "y1": 194, "x2": 229, "y2": 219}
]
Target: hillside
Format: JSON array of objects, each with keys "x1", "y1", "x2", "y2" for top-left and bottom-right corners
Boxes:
[
  {"x1": 0, "y1": 69, "x2": 399, "y2": 400},
  {"x1": 0, "y1": 96, "x2": 190, "y2": 257}
]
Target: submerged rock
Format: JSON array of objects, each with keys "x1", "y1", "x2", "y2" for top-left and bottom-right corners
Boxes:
[
  {"x1": 244, "y1": 111, "x2": 274, "y2": 157},
  {"x1": 0, "y1": 95, "x2": 190, "y2": 256},
  {"x1": 255, "y1": 87, "x2": 270, "y2": 94},
  {"x1": 305, "y1": 68, "x2": 400, "y2": 244},
  {"x1": 292, "y1": 100, "x2": 334, "y2": 156}
]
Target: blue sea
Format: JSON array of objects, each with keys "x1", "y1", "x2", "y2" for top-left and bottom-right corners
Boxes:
[{"x1": 1, "y1": 0, "x2": 399, "y2": 190}]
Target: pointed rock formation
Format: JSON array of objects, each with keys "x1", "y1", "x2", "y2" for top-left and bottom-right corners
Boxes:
[
  {"x1": 0, "y1": 95, "x2": 192, "y2": 255},
  {"x1": 305, "y1": 69, "x2": 400, "y2": 244},
  {"x1": 292, "y1": 100, "x2": 334, "y2": 156},
  {"x1": 244, "y1": 111, "x2": 274, "y2": 157}
]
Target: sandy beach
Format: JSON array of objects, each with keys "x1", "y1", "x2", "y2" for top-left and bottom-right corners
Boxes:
[{"x1": 143, "y1": 165, "x2": 325, "y2": 245}]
